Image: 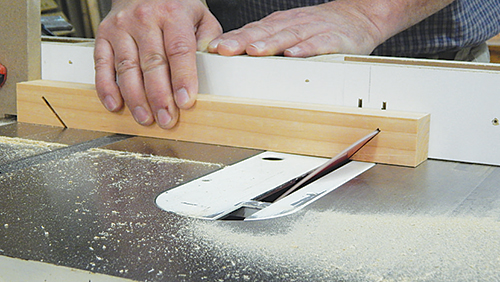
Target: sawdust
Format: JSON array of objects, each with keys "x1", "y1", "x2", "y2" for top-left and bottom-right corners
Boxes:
[
  {"x1": 86, "y1": 147, "x2": 224, "y2": 168},
  {"x1": 0, "y1": 135, "x2": 223, "y2": 169},
  {"x1": 0, "y1": 139, "x2": 225, "y2": 281},
  {"x1": 0, "y1": 136, "x2": 67, "y2": 163},
  {"x1": 190, "y1": 211, "x2": 500, "y2": 281},
  {"x1": 5, "y1": 134, "x2": 498, "y2": 280},
  {"x1": 0, "y1": 136, "x2": 66, "y2": 148}
]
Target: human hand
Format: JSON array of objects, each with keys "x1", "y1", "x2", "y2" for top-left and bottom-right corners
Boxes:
[
  {"x1": 94, "y1": 0, "x2": 222, "y2": 129},
  {"x1": 207, "y1": 1, "x2": 384, "y2": 57}
]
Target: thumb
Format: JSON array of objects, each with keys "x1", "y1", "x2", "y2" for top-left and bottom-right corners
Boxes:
[{"x1": 196, "y1": 12, "x2": 223, "y2": 51}]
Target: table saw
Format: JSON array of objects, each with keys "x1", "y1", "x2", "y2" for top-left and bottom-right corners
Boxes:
[
  {"x1": 1, "y1": 115, "x2": 500, "y2": 282},
  {"x1": 1, "y1": 40, "x2": 500, "y2": 281}
]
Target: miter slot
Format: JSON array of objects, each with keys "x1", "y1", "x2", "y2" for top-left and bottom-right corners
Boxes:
[{"x1": 0, "y1": 134, "x2": 132, "y2": 174}]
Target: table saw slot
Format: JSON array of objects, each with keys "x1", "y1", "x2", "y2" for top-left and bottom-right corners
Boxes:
[
  {"x1": 218, "y1": 201, "x2": 271, "y2": 221},
  {"x1": 220, "y1": 168, "x2": 333, "y2": 220},
  {"x1": 220, "y1": 158, "x2": 355, "y2": 220},
  {"x1": 0, "y1": 134, "x2": 132, "y2": 174},
  {"x1": 252, "y1": 173, "x2": 307, "y2": 203},
  {"x1": 219, "y1": 206, "x2": 260, "y2": 220}
]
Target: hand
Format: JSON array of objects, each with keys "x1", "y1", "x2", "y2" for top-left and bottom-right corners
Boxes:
[
  {"x1": 94, "y1": 0, "x2": 222, "y2": 129},
  {"x1": 207, "y1": 1, "x2": 383, "y2": 58},
  {"x1": 207, "y1": 0, "x2": 455, "y2": 58}
]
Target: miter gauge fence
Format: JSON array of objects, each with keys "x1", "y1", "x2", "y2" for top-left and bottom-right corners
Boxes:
[{"x1": 156, "y1": 130, "x2": 379, "y2": 221}]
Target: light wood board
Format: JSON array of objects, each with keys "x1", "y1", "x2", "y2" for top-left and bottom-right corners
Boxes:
[
  {"x1": 17, "y1": 80, "x2": 430, "y2": 167},
  {"x1": 488, "y1": 36, "x2": 500, "y2": 64}
]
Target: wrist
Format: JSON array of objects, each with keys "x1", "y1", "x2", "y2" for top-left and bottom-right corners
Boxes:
[
  {"x1": 323, "y1": 0, "x2": 385, "y2": 47},
  {"x1": 327, "y1": 0, "x2": 454, "y2": 45}
]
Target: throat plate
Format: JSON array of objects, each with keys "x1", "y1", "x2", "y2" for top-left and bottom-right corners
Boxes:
[{"x1": 155, "y1": 151, "x2": 374, "y2": 221}]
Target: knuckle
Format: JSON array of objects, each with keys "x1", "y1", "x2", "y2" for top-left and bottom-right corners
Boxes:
[
  {"x1": 246, "y1": 22, "x2": 275, "y2": 38},
  {"x1": 132, "y1": 5, "x2": 156, "y2": 24},
  {"x1": 166, "y1": 38, "x2": 193, "y2": 57},
  {"x1": 303, "y1": 33, "x2": 340, "y2": 55},
  {"x1": 97, "y1": 16, "x2": 119, "y2": 37},
  {"x1": 115, "y1": 58, "x2": 140, "y2": 75},
  {"x1": 317, "y1": 32, "x2": 338, "y2": 45},
  {"x1": 283, "y1": 26, "x2": 305, "y2": 41},
  {"x1": 94, "y1": 56, "x2": 111, "y2": 71},
  {"x1": 267, "y1": 10, "x2": 287, "y2": 20},
  {"x1": 141, "y1": 53, "x2": 167, "y2": 73},
  {"x1": 136, "y1": 1, "x2": 184, "y2": 22},
  {"x1": 294, "y1": 11, "x2": 311, "y2": 19},
  {"x1": 111, "y1": 10, "x2": 131, "y2": 29},
  {"x1": 162, "y1": 1, "x2": 184, "y2": 14}
]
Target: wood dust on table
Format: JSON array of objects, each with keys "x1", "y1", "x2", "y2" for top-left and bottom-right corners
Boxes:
[{"x1": 190, "y1": 210, "x2": 500, "y2": 281}]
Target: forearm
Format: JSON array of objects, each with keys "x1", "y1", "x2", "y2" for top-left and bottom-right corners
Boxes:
[{"x1": 327, "y1": 0, "x2": 455, "y2": 46}]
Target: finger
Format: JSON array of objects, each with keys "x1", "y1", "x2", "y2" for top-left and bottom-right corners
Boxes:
[
  {"x1": 208, "y1": 9, "x2": 313, "y2": 56},
  {"x1": 195, "y1": 12, "x2": 223, "y2": 51},
  {"x1": 245, "y1": 23, "x2": 327, "y2": 56},
  {"x1": 208, "y1": 21, "x2": 279, "y2": 56},
  {"x1": 163, "y1": 16, "x2": 199, "y2": 111},
  {"x1": 113, "y1": 35, "x2": 154, "y2": 126},
  {"x1": 137, "y1": 29, "x2": 178, "y2": 129},
  {"x1": 94, "y1": 37, "x2": 123, "y2": 112},
  {"x1": 284, "y1": 32, "x2": 346, "y2": 57}
]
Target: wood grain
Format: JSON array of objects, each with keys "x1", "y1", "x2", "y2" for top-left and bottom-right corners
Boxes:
[
  {"x1": 345, "y1": 55, "x2": 500, "y2": 71},
  {"x1": 490, "y1": 47, "x2": 500, "y2": 64},
  {"x1": 17, "y1": 80, "x2": 429, "y2": 167}
]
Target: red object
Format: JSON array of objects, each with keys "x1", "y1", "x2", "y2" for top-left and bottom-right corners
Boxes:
[{"x1": 0, "y1": 63, "x2": 6, "y2": 88}]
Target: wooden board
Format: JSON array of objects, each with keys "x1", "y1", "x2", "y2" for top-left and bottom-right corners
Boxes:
[
  {"x1": 345, "y1": 55, "x2": 500, "y2": 71},
  {"x1": 488, "y1": 36, "x2": 500, "y2": 64},
  {"x1": 490, "y1": 45, "x2": 500, "y2": 64},
  {"x1": 38, "y1": 42, "x2": 500, "y2": 166},
  {"x1": 17, "y1": 80, "x2": 430, "y2": 167}
]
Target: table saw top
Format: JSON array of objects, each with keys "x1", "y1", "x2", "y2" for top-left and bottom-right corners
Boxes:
[{"x1": 1, "y1": 119, "x2": 499, "y2": 281}]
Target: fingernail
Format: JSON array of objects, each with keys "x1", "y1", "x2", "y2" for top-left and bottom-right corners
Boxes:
[
  {"x1": 157, "y1": 109, "x2": 172, "y2": 128},
  {"x1": 285, "y1": 46, "x2": 302, "y2": 56},
  {"x1": 132, "y1": 106, "x2": 151, "y2": 125},
  {"x1": 175, "y1": 88, "x2": 190, "y2": 107},
  {"x1": 208, "y1": 39, "x2": 222, "y2": 50},
  {"x1": 103, "y1": 95, "x2": 118, "y2": 111},
  {"x1": 250, "y1": 41, "x2": 266, "y2": 51},
  {"x1": 220, "y1": 39, "x2": 240, "y2": 51}
]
